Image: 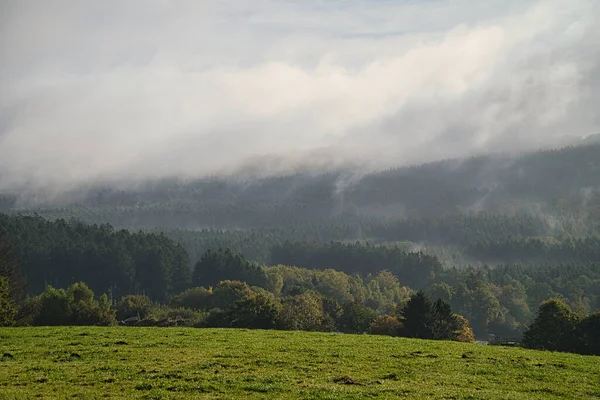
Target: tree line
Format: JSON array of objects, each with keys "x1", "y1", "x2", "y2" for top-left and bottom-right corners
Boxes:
[
  {"x1": 1, "y1": 213, "x2": 599, "y2": 352},
  {"x1": 0, "y1": 214, "x2": 191, "y2": 302}
]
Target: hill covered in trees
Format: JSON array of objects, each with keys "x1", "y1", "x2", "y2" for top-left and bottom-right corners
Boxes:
[
  {"x1": 3, "y1": 143, "x2": 600, "y2": 229},
  {"x1": 1, "y1": 143, "x2": 600, "y2": 343},
  {"x1": 1, "y1": 213, "x2": 599, "y2": 341}
]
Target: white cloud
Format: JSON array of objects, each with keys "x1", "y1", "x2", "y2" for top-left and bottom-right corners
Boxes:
[{"x1": 0, "y1": 0, "x2": 598, "y2": 192}]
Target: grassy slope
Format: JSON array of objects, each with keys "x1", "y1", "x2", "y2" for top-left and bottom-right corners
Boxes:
[{"x1": 0, "y1": 327, "x2": 599, "y2": 399}]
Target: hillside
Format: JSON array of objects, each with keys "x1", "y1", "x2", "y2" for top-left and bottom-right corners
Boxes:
[
  {"x1": 1, "y1": 327, "x2": 598, "y2": 399},
  {"x1": 4, "y1": 143, "x2": 600, "y2": 229}
]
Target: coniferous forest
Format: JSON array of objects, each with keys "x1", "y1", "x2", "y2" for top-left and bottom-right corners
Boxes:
[{"x1": 1, "y1": 143, "x2": 600, "y2": 355}]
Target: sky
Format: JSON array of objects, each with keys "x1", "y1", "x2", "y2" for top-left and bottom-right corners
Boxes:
[{"x1": 0, "y1": 0, "x2": 598, "y2": 193}]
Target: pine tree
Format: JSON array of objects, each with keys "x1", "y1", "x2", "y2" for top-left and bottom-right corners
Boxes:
[{"x1": 399, "y1": 291, "x2": 434, "y2": 339}]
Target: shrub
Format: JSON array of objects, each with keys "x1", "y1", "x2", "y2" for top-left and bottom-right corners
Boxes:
[
  {"x1": 33, "y1": 283, "x2": 115, "y2": 326},
  {"x1": 150, "y1": 305, "x2": 206, "y2": 326},
  {"x1": 369, "y1": 315, "x2": 401, "y2": 336},
  {"x1": 171, "y1": 287, "x2": 213, "y2": 311},
  {"x1": 68, "y1": 282, "x2": 115, "y2": 326},
  {"x1": 115, "y1": 295, "x2": 153, "y2": 320},
  {"x1": 33, "y1": 286, "x2": 71, "y2": 326}
]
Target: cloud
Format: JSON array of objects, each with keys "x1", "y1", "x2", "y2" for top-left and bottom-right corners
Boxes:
[{"x1": 0, "y1": 0, "x2": 598, "y2": 193}]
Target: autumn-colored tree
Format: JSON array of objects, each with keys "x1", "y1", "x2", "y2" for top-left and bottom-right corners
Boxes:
[{"x1": 369, "y1": 315, "x2": 401, "y2": 336}]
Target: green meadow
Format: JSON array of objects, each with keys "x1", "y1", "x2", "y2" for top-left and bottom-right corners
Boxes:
[{"x1": 1, "y1": 327, "x2": 599, "y2": 399}]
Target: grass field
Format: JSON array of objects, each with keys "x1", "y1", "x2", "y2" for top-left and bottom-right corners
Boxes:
[{"x1": 1, "y1": 327, "x2": 599, "y2": 399}]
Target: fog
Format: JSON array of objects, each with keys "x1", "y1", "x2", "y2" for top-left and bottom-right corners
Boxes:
[{"x1": 1, "y1": 0, "x2": 598, "y2": 194}]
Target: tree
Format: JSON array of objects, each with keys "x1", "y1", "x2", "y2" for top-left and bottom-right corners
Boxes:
[
  {"x1": 67, "y1": 282, "x2": 115, "y2": 326},
  {"x1": 193, "y1": 249, "x2": 266, "y2": 288},
  {"x1": 116, "y1": 294, "x2": 153, "y2": 320},
  {"x1": 522, "y1": 299, "x2": 578, "y2": 352},
  {"x1": 426, "y1": 283, "x2": 453, "y2": 303},
  {"x1": 278, "y1": 292, "x2": 324, "y2": 331},
  {"x1": 316, "y1": 269, "x2": 352, "y2": 304},
  {"x1": 452, "y1": 314, "x2": 475, "y2": 343},
  {"x1": 32, "y1": 283, "x2": 115, "y2": 326},
  {"x1": 33, "y1": 286, "x2": 71, "y2": 326},
  {"x1": 0, "y1": 276, "x2": 17, "y2": 326},
  {"x1": 211, "y1": 280, "x2": 253, "y2": 309},
  {"x1": 136, "y1": 249, "x2": 170, "y2": 302},
  {"x1": 337, "y1": 301, "x2": 376, "y2": 333},
  {"x1": 431, "y1": 299, "x2": 455, "y2": 340},
  {"x1": 399, "y1": 291, "x2": 434, "y2": 339},
  {"x1": 577, "y1": 312, "x2": 600, "y2": 355},
  {"x1": 0, "y1": 236, "x2": 26, "y2": 305},
  {"x1": 223, "y1": 291, "x2": 280, "y2": 329},
  {"x1": 171, "y1": 287, "x2": 213, "y2": 311},
  {"x1": 170, "y1": 246, "x2": 192, "y2": 294}
]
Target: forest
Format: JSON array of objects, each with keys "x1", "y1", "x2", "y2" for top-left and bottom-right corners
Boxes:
[{"x1": 1, "y1": 143, "x2": 600, "y2": 355}]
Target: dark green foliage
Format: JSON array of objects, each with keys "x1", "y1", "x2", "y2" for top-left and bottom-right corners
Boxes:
[
  {"x1": 211, "y1": 280, "x2": 253, "y2": 309},
  {"x1": 32, "y1": 283, "x2": 115, "y2": 326},
  {"x1": 0, "y1": 214, "x2": 191, "y2": 301},
  {"x1": 278, "y1": 292, "x2": 326, "y2": 331},
  {"x1": 202, "y1": 288, "x2": 280, "y2": 330},
  {"x1": 225, "y1": 291, "x2": 280, "y2": 329},
  {"x1": 520, "y1": 300, "x2": 600, "y2": 356},
  {"x1": 398, "y1": 291, "x2": 473, "y2": 342},
  {"x1": 68, "y1": 282, "x2": 115, "y2": 326},
  {"x1": 336, "y1": 301, "x2": 376, "y2": 334},
  {"x1": 33, "y1": 286, "x2": 71, "y2": 326},
  {"x1": 192, "y1": 248, "x2": 267, "y2": 288},
  {"x1": 578, "y1": 312, "x2": 600, "y2": 355},
  {"x1": 522, "y1": 299, "x2": 578, "y2": 352},
  {"x1": 399, "y1": 291, "x2": 435, "y2": 339},
  {"x1": 170, "y1": 287, "x2": 213, "y2": 311},
  {"x1": 0, "y1": 235, "x2": 26, "y2": 305},
  {"x1": 270, "y1": 241, "x2": 441, "y2": 289},
  {"x1": 115, "y1": 295, "x2": 153, "y2": 320},
  {"x1": 0, "y1": 276, "x2": 17, "y2": 326},
  {"x1": 369, "y1": 315, "x2": 401, "y2": 336},
  {"x1": 431, "y1": 299, "x2": 455, "y2": 340}
]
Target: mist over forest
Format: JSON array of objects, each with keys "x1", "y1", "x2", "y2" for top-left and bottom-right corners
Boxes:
[{"x1": 1, "y1": 1, "x2": 600, "y2": 349}]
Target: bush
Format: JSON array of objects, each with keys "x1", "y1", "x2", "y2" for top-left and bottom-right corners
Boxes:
[
  {"x1": 226, "y1": 292, "x2": 280, "y2": 329},
  {"x1": 115, "y1": 295, "x2": 153, "y2": 320},
  {"x1": 171, "y1": 287, "x2": 213, "y2": 311},
  {"x1": 211, "y1": 280, "x2": 253, "y2": 309},
  {"x1": 33, "y1": 283, "x2": 116, "y2": 326},
  {"x1": 14, "y1": 296, "x2": 41, "y2": 326},
  {"x1": 203, "y1": 291, "x2": 281, "y2": 330},
  {"x1": 33, "y1": 286, "x2": 71, "y2": 326},
  {"x1": 369, "y1": 315, "x2": 401, "y2": 336},
  {"x1": 150, "y1": 305, "x2": 206, "y2": 326},
  {"x1": 68, "y1": 282, "x2": 115, "y2": 326}
]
